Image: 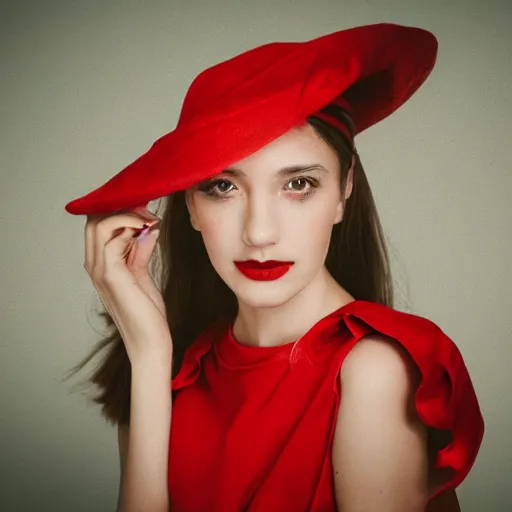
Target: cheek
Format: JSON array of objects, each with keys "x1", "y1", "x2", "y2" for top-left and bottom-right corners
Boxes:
[
  {"x1": 287, "y1": 202, "x2": 337, "y2": 259},
  {"x1": 303, "y1": 212, "x2": 335, "y2": 251},
  {"x1": 196, "y1": 205, "x2": 239, "y2": 261}
]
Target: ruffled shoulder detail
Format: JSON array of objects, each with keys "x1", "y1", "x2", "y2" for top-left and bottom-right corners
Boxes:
[
  {"x1": 171, "y1": 323, "x2": 225, "y2": 392},
  {"x1": 338, "y1": 300, "x2": 484, "y2": 498}
]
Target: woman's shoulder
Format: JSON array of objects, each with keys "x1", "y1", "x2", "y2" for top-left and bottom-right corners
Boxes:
[{"x1": 338, "y1": 300, "x2": 484, "y2": 499}]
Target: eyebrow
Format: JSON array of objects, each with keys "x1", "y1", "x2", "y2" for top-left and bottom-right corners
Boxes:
[{"x1": 219, "y1": 164, "x2": 329, "y2": 178}]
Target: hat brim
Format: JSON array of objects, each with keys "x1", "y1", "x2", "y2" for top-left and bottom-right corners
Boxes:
[{"x1": 65, "y1": 23, "x2": 437, "y2": 215}]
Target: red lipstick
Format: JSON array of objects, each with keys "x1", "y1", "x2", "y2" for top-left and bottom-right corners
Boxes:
[{"x1": 234, "y1": 260, "x2": 294, "y2": 281}]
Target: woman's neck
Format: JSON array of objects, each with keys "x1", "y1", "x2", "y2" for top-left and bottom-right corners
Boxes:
[{"x1": 231, "y1": 267, "x2": 355, "y2": 348}]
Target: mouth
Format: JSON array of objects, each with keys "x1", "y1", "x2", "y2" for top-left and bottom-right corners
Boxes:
[
  {"x1": 235, "y1": 260, "x2": 294, "y2": 269},
  {"x1": 234, "y1": 260, "x2": 294, "y2": 281}
]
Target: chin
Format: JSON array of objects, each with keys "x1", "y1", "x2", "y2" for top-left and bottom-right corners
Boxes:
[{"x1": 238, "y1": 295, "x2": 291, "y2": 310}]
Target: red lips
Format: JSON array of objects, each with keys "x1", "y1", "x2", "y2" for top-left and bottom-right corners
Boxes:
[{"x1": 234, "y1": 260, "x2": 294, "y2": 281}]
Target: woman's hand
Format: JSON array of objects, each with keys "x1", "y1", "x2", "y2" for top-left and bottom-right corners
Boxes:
[
  {"x1": 84, "y1": 207, "x2": 172, "y2": 365},
  {"x1": 124, "y1": 206, "x2": 167, "y2": 319}
]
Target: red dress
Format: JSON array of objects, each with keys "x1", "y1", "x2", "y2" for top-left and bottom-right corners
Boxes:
[{"x1": 168, "y1": 300, "x2": 484, "y2": 511}]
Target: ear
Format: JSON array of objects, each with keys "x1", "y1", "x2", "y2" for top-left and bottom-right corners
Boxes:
[
  {"x1": 345, "y1": 155, "x2": 355, "y2": 200},
  {"x1": 185, "y1": 191, "x2": 201, "y2": 231},
  {"x1": 334, "y1": 156, "x2": 355, "y2": 224}
]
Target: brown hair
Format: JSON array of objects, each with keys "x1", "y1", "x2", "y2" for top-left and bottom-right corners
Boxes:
[{"x1": 62, "y1": 110, "x2": 394, "y2": 427}]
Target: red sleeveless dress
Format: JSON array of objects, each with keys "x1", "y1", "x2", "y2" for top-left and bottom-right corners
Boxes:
[{"x1": 168, "y1": 300, "x2": 484, "y2": 511}]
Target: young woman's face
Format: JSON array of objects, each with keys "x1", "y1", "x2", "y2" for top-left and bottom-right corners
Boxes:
[{"x1": 185, "y1": 123, "x2": 351, "y2": 309}]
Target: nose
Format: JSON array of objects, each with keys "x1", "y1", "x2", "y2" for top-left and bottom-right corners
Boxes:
[{"x1": 241, "y1": 193, "x2": 279, "y2": 248}]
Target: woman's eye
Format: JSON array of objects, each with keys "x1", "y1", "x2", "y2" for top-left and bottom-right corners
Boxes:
[
  {"x1": 199, "y1": 179, "x2": 235, "y2": 195},
  {"x1": 198, "y1": 176, "x2": 319, "y2": 200},
  {"x1": 214, "y1": 180, "x2": 234, "y2": 193},
  {"x1": 286, "y1": 178, "x2": 310, "y2": 191}
]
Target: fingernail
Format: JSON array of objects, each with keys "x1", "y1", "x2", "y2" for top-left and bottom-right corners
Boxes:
[
  {"x1": 134, "y1": 221, "x2": 159, "y2": 240},
  {"x1": 146, "y1": 219, "x2": 161, "y2": 230}
]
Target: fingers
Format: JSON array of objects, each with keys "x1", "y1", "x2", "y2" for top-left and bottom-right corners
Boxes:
[
  {"x1": 126, "y1": 227, "x2": 161, "y2": 274},
  {"x1": 84, "y1": 213, "x2": 106, "y2": 274},
  {"x1": 102, "y1": 226, "x2": 143, "y2": 279},
  {"x1": 84, "y1": 209, "x2": 159, "y2": 281},
  {"x1": 94, "y1": 215, "x2": 146, "y2": 275}
]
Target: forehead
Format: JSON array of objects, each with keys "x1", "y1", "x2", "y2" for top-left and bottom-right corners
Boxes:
[{"x1": 226, "y1": 123, "x2": 338, "y2": 175}]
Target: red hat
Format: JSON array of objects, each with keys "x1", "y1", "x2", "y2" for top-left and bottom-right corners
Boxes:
[{"x1": 65, "y1": 23, "x2": 438, "y2": 215}]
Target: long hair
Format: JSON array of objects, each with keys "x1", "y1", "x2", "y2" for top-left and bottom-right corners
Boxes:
[{"x1": 62, "y1": 109, "x2": 394, "y2": 427}]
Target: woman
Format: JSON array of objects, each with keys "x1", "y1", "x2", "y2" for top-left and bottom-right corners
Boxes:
[{"x1": 65, "y1": 23, "x2": 484, "y2": 511}]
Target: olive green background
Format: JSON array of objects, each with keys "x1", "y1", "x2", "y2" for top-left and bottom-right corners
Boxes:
[{"x1": 1, "y1": 0, "x2": 510, "y2": 510}]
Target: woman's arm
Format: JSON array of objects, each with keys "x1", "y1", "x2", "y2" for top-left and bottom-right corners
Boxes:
[
  {"x1": 117, "y1": 424, "x2": 128, "y2": 511},
  {"x1": 116, "y1": 352, "x2": 173, "y2": 512},
  {"x1": 332, "y1": 335, "x2": 428, "y2": 511}
]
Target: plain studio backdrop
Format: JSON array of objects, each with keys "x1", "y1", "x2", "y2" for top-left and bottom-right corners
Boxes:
[{"x1": 1, "y1": 0, "x2": 510, "y2": 510}]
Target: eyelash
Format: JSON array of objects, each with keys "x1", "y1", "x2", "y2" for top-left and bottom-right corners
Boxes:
[{"x1": 197, "y1": 176, "x2": 320, "y2": 202}]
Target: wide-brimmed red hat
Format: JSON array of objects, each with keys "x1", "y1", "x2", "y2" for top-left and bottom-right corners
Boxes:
[{"x1": 65, "y1": 23, "x2": 438, "y2": 215}]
